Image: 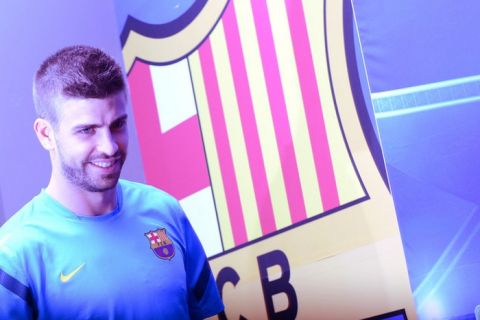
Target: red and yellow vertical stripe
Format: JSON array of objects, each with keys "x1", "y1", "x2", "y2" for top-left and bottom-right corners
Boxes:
[{"x1": 189, "y1": 0, "x2": 364, "y2": 250}]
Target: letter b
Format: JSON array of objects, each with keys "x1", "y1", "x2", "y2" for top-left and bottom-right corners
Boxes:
[{"x1": 257, "y1": 250, "x2": 298, "y2": 319}]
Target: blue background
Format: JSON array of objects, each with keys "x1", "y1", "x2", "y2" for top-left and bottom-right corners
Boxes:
[{"x1": 352, "y1": 0, "x2": 480, "y2": 318}]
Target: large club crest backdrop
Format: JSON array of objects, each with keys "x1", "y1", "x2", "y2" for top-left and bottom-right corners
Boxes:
[
  {"x1": 114, "y1": 0, "x2": 415, "y2": 318},
  {"x1": 113, "y1": 0, "x2": 480, "y2": 319}
]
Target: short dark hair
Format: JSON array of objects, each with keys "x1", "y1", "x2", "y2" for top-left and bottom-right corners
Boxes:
[{"x1": 33, "y1": 45, "x2": 125, "y2": 124}]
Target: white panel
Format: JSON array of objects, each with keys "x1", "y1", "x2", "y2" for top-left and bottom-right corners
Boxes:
[
  {"x1": 150, "y1": 60, "x2": 197, "y2": 133},
  {"x1": 180, "y1": 187, "x2": 222, "y2": 257}
]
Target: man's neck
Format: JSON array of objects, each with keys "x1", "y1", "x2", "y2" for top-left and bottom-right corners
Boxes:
[{"x1": 46, "y1": 177, "x2": 118, "y2": 217}]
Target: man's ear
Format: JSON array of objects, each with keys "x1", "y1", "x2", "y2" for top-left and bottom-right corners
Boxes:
[{"x1": 33, "y1": 118, "x2": 56, "y2": 150}]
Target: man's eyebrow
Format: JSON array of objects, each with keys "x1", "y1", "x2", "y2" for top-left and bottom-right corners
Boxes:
[
  {"x1": 112, "y1": 114, "x2": 128, "y2": 123},
  {"x1": 71, "y1": 115, "x2": 128, "y2": 131}
]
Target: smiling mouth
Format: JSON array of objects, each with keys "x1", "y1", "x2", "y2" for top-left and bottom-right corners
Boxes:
[{"x1": 89, "y1": 158, "x2": 120, "y2": 169}]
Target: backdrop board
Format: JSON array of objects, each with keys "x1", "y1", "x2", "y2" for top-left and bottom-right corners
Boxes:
[
  {"x1": 115, "y1": 0, "x2": 415, "y2": 318},
  {"x1": 352, "y1": 0, "x2": 480, "y2": 318}
]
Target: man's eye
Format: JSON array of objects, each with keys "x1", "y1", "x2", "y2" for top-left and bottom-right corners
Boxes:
[
  {"x1": 112, "y1": 119, "x2": 126, "y2": 130},
  {"x1": 79, "y1": 127, "x2": 95, "y2": 134}
]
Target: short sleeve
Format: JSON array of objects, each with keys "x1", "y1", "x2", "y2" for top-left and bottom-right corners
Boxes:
[
  {"x1": 181, "y1": 212, "x2": 224, "y2": 319},
  {"x1": 0, "y1": 235, "x2": 36, "y2": 320},
  {"x1": 0, "y1": 272, "x2": 35, "y2": 320}
]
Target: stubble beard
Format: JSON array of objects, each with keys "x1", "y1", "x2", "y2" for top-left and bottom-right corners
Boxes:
[{"x1": 60, "y1": 153, "x2": 126, "y2": 193}]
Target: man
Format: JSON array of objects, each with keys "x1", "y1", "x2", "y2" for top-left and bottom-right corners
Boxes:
[{"x1": 0, "y1": 45, "x2": 224, "y2": 319}]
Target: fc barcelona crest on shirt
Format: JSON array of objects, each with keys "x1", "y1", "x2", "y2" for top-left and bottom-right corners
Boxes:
[{"x1": 145, "y1": 228, "x2": 175, "y2": 260}]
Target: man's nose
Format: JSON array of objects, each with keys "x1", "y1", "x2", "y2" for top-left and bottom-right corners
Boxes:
[{"x1": 97, "y1": 130, "x2": 119, "y2": 156}]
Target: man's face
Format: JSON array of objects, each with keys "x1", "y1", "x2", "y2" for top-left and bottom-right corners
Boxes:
[{"x1": 51, "y1": 92, "x2": 129, "y2": 192}]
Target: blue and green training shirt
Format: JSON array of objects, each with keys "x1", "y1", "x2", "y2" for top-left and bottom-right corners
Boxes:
[{"x1": 0, "y1": 179, "x2": 223, "y2": 319}]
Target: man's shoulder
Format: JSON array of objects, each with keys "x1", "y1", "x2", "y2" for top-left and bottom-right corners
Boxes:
[
  {"x1": 119, "y1": 179, "x2": 176, "y2": 201},
  {"x1": 0, "y1": 195, "x2": 40, "y2": 237},
  {"x1": 119, "y1": 179, "x2": 182, "y2": 213},
  {"x1": 118, "y1": 180, "x2": 188, "y2": 233},
  {"x1": 0, "y1": 196, "x2": 44, "y2": 264}
]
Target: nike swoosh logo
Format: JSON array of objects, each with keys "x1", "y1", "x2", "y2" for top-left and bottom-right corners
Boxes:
[{"x1": 60, "y1": 263, "x2": 85, "y2": 283}]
